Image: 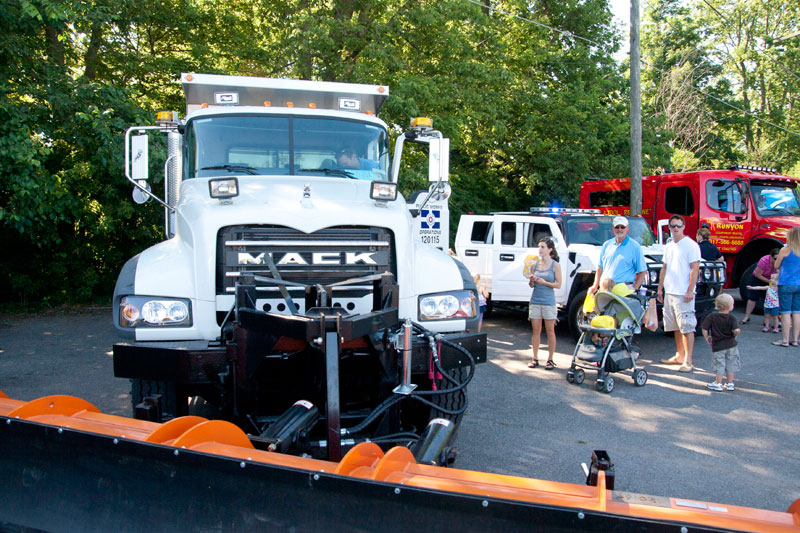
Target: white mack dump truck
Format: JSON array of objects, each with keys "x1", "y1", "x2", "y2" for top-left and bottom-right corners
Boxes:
[{"x1": 112, "y1": 73, "x2": 486, "y2": 462}]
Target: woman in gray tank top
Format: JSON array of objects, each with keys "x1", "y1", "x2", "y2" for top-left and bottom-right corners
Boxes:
[{"x1": 528, "y1": 238, "x2": 562, "y2": 370}]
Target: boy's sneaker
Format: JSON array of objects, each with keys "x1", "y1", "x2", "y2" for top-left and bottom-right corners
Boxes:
[
  {"x1": 724, "y1": 383, "x2": 735, "y2": 391},
  {"x1": 706, "y1": 382, "x2": 724, "y2": 392}
]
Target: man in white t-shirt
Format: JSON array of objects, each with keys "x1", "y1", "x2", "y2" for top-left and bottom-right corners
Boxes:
[{"x1": 657, "y1": 214, "x2": 701, "y2": 372}]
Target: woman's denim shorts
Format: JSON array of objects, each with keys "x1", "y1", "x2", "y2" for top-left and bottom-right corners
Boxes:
[{"x1": 778, "y1": 284, "x2": 800, "y2": 314}]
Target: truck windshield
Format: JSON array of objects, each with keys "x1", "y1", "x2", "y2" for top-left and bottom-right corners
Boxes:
[
  {"x1": 752, "y1": 182, "x2": 800, "y2": 216},
  {"x1": 185, "y1": 115, "x2": 389, "y2": 181},
  {"x1": 564, "y1": 216, "x2": 656, "y2": 247}
]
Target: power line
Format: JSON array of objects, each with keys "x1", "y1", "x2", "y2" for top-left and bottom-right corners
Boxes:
[
  {"x1": 461, "y1": 0, "x2": 800, "y2": 139},
  {"x1": 462, "y1": 0, "x2": 607, "y2": 49}
]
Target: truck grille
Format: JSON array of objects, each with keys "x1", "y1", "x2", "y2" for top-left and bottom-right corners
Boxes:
[{"x1": 216, "y1": 226, "x2": 395, "y2": 295}]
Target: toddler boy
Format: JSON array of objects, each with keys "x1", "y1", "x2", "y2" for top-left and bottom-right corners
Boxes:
[{"x1": 701, "y1": 293, "x2": 741, "y2": 391}]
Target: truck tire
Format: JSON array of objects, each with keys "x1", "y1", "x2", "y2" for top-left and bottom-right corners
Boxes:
[
  {"x1": 130, "y1": 379, "x2": 185, "y2": 420},
  {"x1": 568, "y1": 289, "x2": 588, "y2": 340},
  {"x1": 695, "y1": 302, "x2": 715, "y2": 334},
  {"x1": 430, "y1": 366, "x2": 468, "y2": 436},
  {"x1": 739, "y1": 263, "x2": 764, "y2": 315}
]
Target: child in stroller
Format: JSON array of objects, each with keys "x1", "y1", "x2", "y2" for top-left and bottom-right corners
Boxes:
[{"x1": 567, "y1": 281, "x2": 649, "y2": 393}]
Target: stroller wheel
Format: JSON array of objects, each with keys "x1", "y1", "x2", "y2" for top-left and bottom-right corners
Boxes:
[
  {"x1": 595, "y1": 380, "x2": 604, "y2": 392},
  {"x1": 633, "y1": 368, "x2": 648, "y2": 387},
  {"x1": 573, "y1": 368, "x2": 585, "y2": 385},
  {"x1": 566, "y1": 371, "x2": 575, "y2": 384},
  {"x1": 601, "y1": 376, "x2": 615, "y2": 394}
]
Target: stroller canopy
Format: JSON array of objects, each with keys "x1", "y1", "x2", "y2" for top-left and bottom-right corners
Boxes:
[{"x1": 594, "y1": 291, "x2": 645, "y2": 328}]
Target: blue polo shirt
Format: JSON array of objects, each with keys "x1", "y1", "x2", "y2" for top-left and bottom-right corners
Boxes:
[{"x1": 598, "y1": 235, "x2": 647, "y2": 284}]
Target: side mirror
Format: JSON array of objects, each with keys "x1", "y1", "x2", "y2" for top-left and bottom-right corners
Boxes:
[
  {"x1": 428, "y1": 138, "x2": 450, "y2": 182},
  {"x1": 131, "y1": 134, "x2": 150, "y2": 203},
  {"x1": 428, "y1": 181, "x2": 451, "y2": 201},
  {"x1": 132, "y1": 181, "x2": 152, "y2": 204}
]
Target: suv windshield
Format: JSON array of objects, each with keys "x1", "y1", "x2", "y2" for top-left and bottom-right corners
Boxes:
[
  {"x1": 185, "y1": 115, "x2": 389, "y2": 181},
  {"x1": 563, "y1": 216, "x2": 656, "y2": 246},
  {"x1": 752, "y1": 182, "x2": 800, "y2": 216}
]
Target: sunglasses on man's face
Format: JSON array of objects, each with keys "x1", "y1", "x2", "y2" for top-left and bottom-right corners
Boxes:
[
  {"x1": 614, "y1": 225, "x2": 626, "y2": 230},
  {"x1": 669, "y1": 224, "x2": 684, "y2": 229}
]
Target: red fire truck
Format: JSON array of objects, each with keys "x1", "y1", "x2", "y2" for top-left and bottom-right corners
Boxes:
[{"x1": 579, "y1": 166, "x2": 800, "y2": 300}]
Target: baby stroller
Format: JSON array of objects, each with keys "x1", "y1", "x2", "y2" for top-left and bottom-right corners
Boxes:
[{"x1": 567, "y1": 289, "x2": 649, "y2": 393}]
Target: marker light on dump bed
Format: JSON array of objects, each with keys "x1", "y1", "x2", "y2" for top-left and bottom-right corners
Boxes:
[
  {"x1": 370, "y1": 181, "x2": 397, "y2": 201},
  {"x1": 209, "y1": 178, "x2": 239, "y2": 199}
]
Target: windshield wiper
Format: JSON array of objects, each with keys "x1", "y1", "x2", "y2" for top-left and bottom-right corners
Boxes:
[
  {"x1": 199, "y1": 164, "x2": 259, "y2": 175},
  {"x1": 298, "y1": 168, "x2": 357, "y2": 179}
]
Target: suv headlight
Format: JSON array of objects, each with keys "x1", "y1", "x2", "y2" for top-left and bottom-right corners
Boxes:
[
  {"x1": 119, "y1": 296, "x2": 192, "y2": 327},
  {"x1": 419, "y1": 290, "x2": 476, "y2": 321},
  {"x1": 648, "y1": 270, "x2": 659, "y2": 284},
  {"x1": 703, "y1": 267, "x2": 712, "y2": 280}
]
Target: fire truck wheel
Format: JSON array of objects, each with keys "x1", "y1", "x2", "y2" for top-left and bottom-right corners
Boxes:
[{"x1": 739, "y1": 263, "x2": 764, "y2": 315}]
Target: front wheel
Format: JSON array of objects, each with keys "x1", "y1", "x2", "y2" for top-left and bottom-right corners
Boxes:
[
  {"x1": 633, "y1": 369, "x2": 648, "y2": 387},
  {"x1": 568, "y1": 289, "x2": 589, "y2": 340},
  {"x1": 574, "y1": 368, "x2": 585, "y2": 385},
  {"x1": 602, "y1": 376, "x2": 615, "y2": 394},
  {"x1": 428, "y1": 366, "x2": 468, "y2": 438},
  {"x1": 738, "y1": 263, "x2": 764, "y2": 315}
]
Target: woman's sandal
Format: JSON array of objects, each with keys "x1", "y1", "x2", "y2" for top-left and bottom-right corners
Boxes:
[
  {"x1": 791, "y1": 341, "x2": 799, "y2": 347},
  {"x1": 772, "y1": 340, "x2": 790, "y2": 347},
  {"x1": 528, "y1": 360, "x2": 539, "y2": 368},
  {"x1": 740, "y1": 318, "x2": 751, "y2": 325},
  {"x1": 545, "y1": 360, "x2": 556, "y2": 370}
]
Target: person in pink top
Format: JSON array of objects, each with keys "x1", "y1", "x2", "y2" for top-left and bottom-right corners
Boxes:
[{"x1": 739, "y1": 249, "x2": 780, "y2": 325}]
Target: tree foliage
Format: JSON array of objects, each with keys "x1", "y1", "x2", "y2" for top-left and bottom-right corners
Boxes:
[
  {"x1": 643, "y1": 0, "x2": 800, "y2": 172},
  {"x1": 0, "y1": 0, "x2": 657, "y2": 304}
]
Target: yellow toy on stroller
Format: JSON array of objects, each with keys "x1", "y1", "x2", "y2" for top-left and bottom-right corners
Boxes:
[{"x1": 567, "y1": 287, "x2": 649, "y2": 393}]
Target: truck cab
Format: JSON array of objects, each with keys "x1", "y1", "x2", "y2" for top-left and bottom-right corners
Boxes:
[{"x1": 115, "y1": 74, "x2": 474, "y2": 342}]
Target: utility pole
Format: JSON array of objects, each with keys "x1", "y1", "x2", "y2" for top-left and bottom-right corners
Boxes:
[{"x1": 630, "y1": 0, "x2": 642, "y2": 215}]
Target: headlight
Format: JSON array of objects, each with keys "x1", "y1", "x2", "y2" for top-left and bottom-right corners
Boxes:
[
  {"x1": 419, "y1": 290, "x2": 476, "y2": 321},
  {"x1": 649, "y1": 270, "x2": 659, "y2": 283},
  {"x1": 209, "y1": 178, "x2": 239, "y2": 199},
  {"x1": 370, "y1": 181, "x2": 397, "y2": 201},
  {"x1": 703, "y1": 267, "x2": 712, "y2": 280},
  {"x1": 119, "y1": 296, "x2": 192, "y2": 327}
]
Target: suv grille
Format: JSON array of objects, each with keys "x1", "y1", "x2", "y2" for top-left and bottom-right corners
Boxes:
[{"x1": 216, "y1": 226, "x2": 395, "y2": 295}]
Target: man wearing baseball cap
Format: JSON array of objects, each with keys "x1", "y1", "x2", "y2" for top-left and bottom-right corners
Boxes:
[{"x1": 588, "y1": 215, "x2": 647, "y2": 296}]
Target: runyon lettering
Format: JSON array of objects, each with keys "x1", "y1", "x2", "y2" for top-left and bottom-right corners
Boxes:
[
  {"x1": 238, "y1": 252, "x2": 378, "y2": 266},
  {"x1": 710, "y1": 223, "x2": 744, "y2": 230}
]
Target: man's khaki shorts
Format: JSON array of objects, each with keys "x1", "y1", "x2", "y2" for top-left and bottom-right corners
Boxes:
[{"x1": 663, "y1": 293, "x2": 696, "y2": 334}]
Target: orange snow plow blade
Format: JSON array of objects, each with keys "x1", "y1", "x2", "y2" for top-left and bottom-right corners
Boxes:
[{"x1": 1, "y1": 393, "x2": 798, "y2": 532}]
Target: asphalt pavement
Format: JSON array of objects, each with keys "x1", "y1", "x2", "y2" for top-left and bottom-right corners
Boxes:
[{"x1": 0, "y1": 295, "x2": 798, "y2": 513}]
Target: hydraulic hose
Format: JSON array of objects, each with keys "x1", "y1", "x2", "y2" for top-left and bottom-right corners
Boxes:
[
  {"x1": 340, "y1": 391, "x2": 404, "y2": 436},
  {"x1": 410, "y1": 335, "x2": 476, "y2": 396},
  {"x1": 409, "y1": 392, "x2": 469, "y2": 416},
  {"x1": 341, "y1": 320, "x2": 478, "y2": 434}
]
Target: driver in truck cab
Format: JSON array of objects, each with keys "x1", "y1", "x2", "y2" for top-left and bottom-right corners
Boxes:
[{"x1": 336, "y1": 147, "x2": 379, "y2": 171}]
